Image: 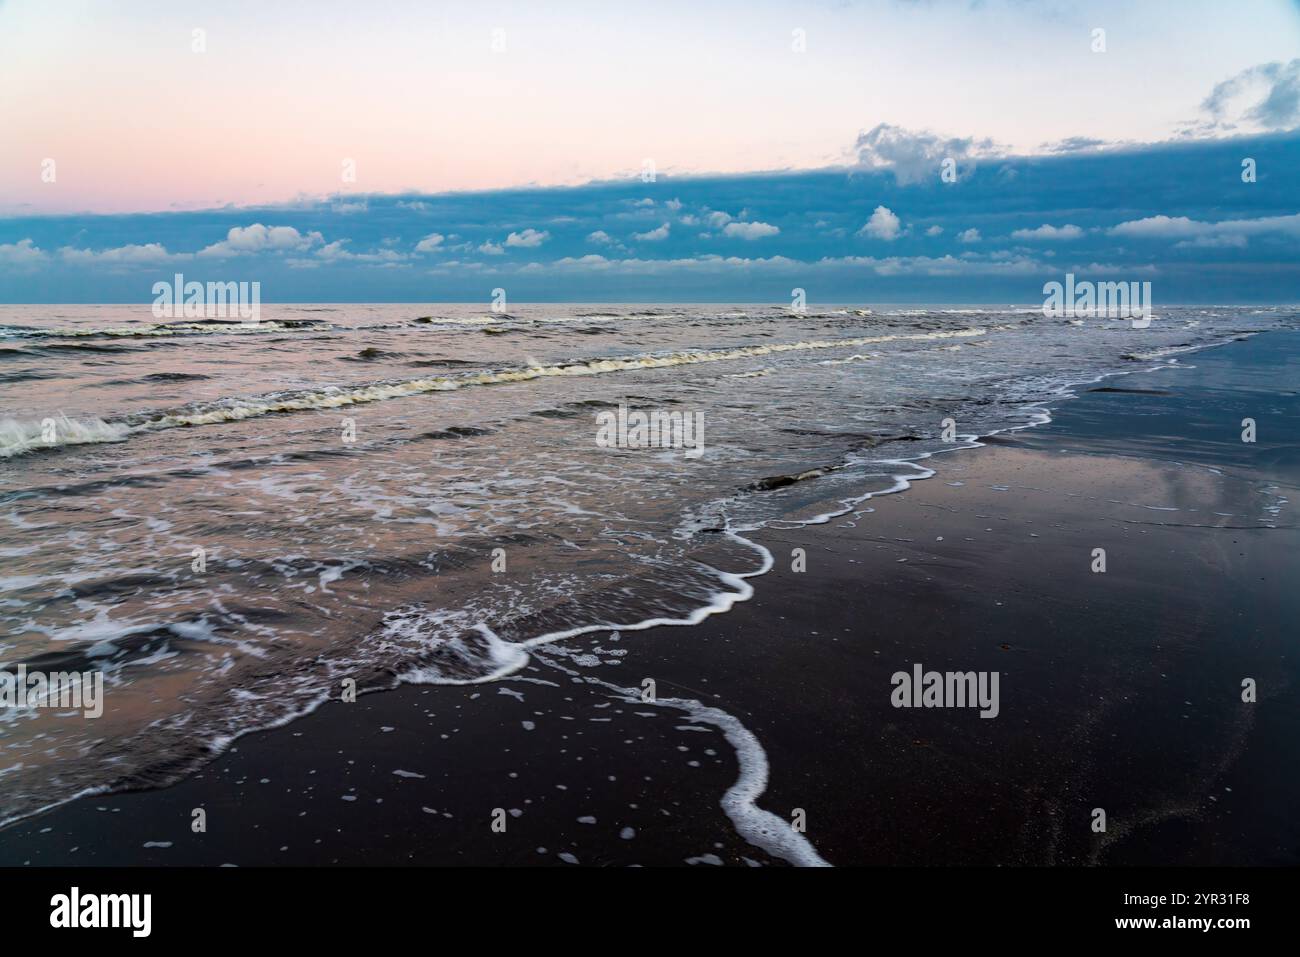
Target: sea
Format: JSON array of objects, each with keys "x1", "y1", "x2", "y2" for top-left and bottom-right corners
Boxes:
[{"x1": 1, "y1": 302, "x2": 1296, "y2": 827}]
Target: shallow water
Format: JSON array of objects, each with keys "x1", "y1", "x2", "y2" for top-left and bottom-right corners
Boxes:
[{"x1": 1, "y1": 302, "x2": 1296, "y2": 825}]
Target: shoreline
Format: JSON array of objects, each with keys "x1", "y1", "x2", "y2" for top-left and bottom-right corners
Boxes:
[
  {"x1": 1, "y1": 330, "x2": 1297, "y2": 866},
  {"x1": 0, "y1": 325, "x2": 1195, "y2": 829}
]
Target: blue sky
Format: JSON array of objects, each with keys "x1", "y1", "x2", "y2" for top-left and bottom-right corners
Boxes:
[
  {"x1": 1, "y1": 0, "x2": 1298, "y2": 302},
  {"x1": 3, "y1": 131, "x2": 1298, "y2": 303}
]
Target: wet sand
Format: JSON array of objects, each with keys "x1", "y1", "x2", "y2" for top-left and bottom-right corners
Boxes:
[{"x1": 3, "y1": 331, "x2": 1297, "y2": 867}]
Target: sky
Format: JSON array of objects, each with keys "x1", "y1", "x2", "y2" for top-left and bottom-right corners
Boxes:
[{"x1": 1, "y1": 0, "x2": 1298, "y2": 302}]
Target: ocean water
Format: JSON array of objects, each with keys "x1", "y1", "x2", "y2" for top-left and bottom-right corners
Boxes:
[{"x1": 1, "y1": 302, "x2": 1296, "y2": 827}]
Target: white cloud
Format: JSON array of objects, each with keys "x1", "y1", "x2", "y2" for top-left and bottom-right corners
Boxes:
[
  {"x1": 845, "y1": 253, "x2": 1042, "y2": 277},
  {"x1": 1109, "y1": 215, "x2": 1204, "y2": 239},
  {"x1": 1067, "y1": 262, "x2": 1159, "y2": 276},
  {"x1": 486, "y1": 251, "x2": 1059, "y2": 280},
  {"x1": 705, "y1": 211, "x2": 732, "y2": 229},
  {"x1": 505, "y1": 228, "x2": 550, "y2": 248},
  {"x1": 314, "y1": 241, "x2": 347, "y2": 260},
  {"x1": 1109, "y1": 212, "x2": 1300, "y2": 247},
  {"x1": 59, "y1": 243, "x2": 185, "y2": 264},
  {"x1": 722, "y1": 221, "x2": 780, "y2": 240},
  {"x1": 858, "y1": 206, "x2": 901, "y2": 241},
  {"x1": 198, "y1": 224, "x2": 322, "y2": 258},
  {"x1": 957, "y1": 228, "x2": 981, "y2": 243},
  {"x1": 315, "y1": 241, "x2": 407, "y2": 263},
  {"x1": 633, "y1": 223, "x2": 671, "y2": 241},
  {"x1": 1040, "y1": 137, "x2": 1112, "y2": 154},
  {"x1": 1176, "y1": 234, "x2": 1249, "y2": 249},
  {"x1": 540, "y1": 253, "x2": 799, "y2": 274},
  {"x1": 925, "y1": 225, "x2": 944, "y2": 237},
  {"x1": 1011, "y1": 224, "x2": 1084, "y2": 241},
  {"x1": 414, "y1": 233, "x2": 445, "y2": 252},
  {"x1": 0, "y1": 238, "x2": 48, "y2": 268},
  {"x1": 852, "y1": 123, "x2": 1003, "y2": 185},
  {"x1": 426, "y1": 259, "x2": 490, "y2": 274},
  {"x1": 396, "y1": 200, "x2": 431, "y2": 212},
  {"x1": 555, "y1": 254, "x2": 610, "y2": 267},
  {"x1": 586, "y1": 230, "x2": 614, "y2": 244},
  {"x1": 1198, "y1": 58, "x2": 1300, "y2": 132},
  {"x1": 479, "y1": 240, "x2": 504, "y2": 255}
]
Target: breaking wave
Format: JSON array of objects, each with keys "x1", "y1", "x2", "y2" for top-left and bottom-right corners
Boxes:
[
  {"x1": 1, "y1": 326, "x2": 989, "y2": 458},
  {"x1": 0, "y1": 320, "x2": 332, "y2": 339},
  {"x1": 0, "y1": 414, "x2": 131, "y2": 458}
]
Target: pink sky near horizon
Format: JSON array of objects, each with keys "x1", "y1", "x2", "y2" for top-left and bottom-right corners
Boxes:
[{"x1": 3, "y1": 0, "x2": 1298, "y2": 215}]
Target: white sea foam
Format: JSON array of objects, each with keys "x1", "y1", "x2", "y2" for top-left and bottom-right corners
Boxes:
[
  {"x1": 373, "y1": 523, "x2": 837, "y2": 866},
  {"x1": 667, "y1": 695, "x2": 832, "y2": 867},
  {"x1": 818, "y1": 352, "x2": 882, "y2": 366},
  {"x1": 0, "y1": 414, "x2": 130, "y2": 458},
  {"x1": 1123, "y1": 335, "x2": 1248, "y2": 361},
  {"x1": 386, "y1": 529, "x2": 774, "y2": 689},
  {"x1": 534, "y1": 650, "x2": 831, "y2": 866}
]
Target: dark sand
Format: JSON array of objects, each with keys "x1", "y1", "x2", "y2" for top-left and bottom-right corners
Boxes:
[{"x1": 3, "y1": 331, "x2": 1298, "y2": 867}]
